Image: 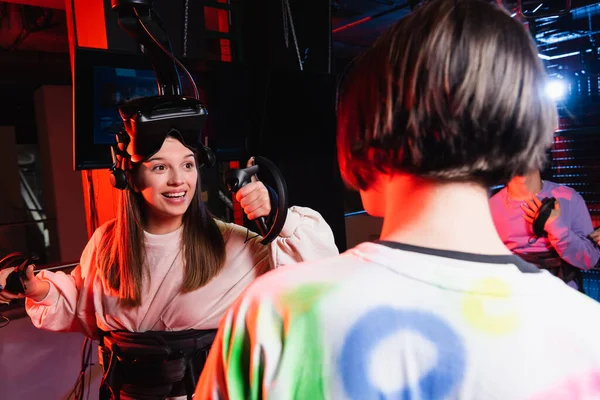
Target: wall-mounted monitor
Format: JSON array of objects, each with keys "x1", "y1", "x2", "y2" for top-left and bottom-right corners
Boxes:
[{"x1": 73, "y1": 47, "x2": 250, "y2": 171}]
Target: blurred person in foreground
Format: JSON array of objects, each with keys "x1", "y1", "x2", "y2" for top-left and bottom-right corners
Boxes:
[{"x1": 196, "y1": 0, "x2": 600, "y2": 398}]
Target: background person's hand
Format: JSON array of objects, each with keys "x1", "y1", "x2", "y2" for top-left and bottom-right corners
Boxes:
[
  {"x1": 521, "y1": 196, "x2": 561, "y2": 228},
  {"x1": 589, "y1": 227, "x2": 600, "y2": 245}
]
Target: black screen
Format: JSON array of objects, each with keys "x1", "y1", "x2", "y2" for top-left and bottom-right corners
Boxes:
[{"x1": 73, "y1": 47, "x2": 249, "y2": 170}]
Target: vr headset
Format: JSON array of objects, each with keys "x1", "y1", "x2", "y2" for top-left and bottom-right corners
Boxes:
[
  {"x1": 110, "y1": 96, "x2": 215, "y2": 189},
  {"x1": 118, "y1": 96, "x2": 207, "y2": 162}
]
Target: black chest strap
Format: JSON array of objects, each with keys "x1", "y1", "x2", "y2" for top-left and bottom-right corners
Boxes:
[{"x1": 99, "y1": 329, "x2": 217, "y2": 400}]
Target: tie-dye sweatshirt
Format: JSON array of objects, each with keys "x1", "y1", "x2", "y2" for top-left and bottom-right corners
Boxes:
[{"x1": 196, "y1": 241, "x2": 600, "y2": 400}]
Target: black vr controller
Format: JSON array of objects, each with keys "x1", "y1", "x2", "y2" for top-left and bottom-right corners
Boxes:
[
  {"x1": 0, "y1": 252, "x2": 38, "y2": 295},
  {"x1": 111, "y1": 0, "x2": 288, "y2": 241},
  {"x1": 533, "y1": 197, "x2": 600, "y2": 253},
  {"x1": 532, "y1": 197, "x2": 556, "y2": 237},
  {"x1": 226, "y1": 157, "x2": 289, "y2": 245}
]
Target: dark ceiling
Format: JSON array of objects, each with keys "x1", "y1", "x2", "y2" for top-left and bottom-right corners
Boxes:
[
  {"x1": 2, "y1": 0, "x2": 598, "y2": 73},
  {"x1": 331, "y1": 0, "x2": 600, "y2": 61},
  {"x1": 330, "y1": 0, "x2": 600, "y2": 130},
  {"x1": 1, "y1": 0, "x2": 599, "y2": 141},
  {"x1": 530, "y1": 1, "x2": 600, "y2": 129}
]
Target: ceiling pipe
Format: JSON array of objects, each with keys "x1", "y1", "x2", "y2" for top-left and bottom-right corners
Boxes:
[
  {"x1": 1, "y1": 0, "x2": 65, "y2": 10},
  {"x1": 333, "y1": 2, "x2": 410, "y2": 34}
]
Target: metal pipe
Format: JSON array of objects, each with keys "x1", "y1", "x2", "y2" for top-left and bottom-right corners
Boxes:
[{"x1": 1, "y1": 0, "x2": 65, "y2": 10}]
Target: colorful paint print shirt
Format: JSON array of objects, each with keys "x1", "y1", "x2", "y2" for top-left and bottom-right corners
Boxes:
[{"x1": 196, "y1": 241, "x2": 600, "y2": 400}]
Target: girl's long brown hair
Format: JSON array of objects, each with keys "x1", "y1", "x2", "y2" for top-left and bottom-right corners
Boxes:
[{"x1": 96, "y1": 162, "x2": 226, "y2": 307}]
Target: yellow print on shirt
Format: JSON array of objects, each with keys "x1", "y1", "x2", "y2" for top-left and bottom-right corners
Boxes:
[{"x1": 462, "y1": 277, "x2": 519, "y2": 335}]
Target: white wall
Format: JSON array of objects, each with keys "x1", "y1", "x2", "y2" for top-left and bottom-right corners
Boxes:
[{"x1": 34, "y1": 85, "x2": 88, "y2": 262}]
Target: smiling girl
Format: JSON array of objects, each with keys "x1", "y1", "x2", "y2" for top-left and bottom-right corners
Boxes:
[{"x1": 0, "y1": 130, "x2": 338, "y2": 399}]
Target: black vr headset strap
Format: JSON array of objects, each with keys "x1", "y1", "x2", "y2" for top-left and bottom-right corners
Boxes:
[
  {"x1": 110, "y1": 132, "x2": 132, "y2": 190},
  {"x1": 198, "y1": 145, "x2": 216, "y2": 168},
  {"x1": 112, "y1": 1, "x2": 181, "y2": 97}
]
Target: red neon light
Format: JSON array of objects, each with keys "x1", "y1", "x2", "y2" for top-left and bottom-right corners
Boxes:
[
  {"x1": 205, "y1": 3, "x2": 232, "y2": 62},
  {"x1": 332, "y1": 16, "x2": 373, "y2": 33},
  {"x1": 217, "y1": 0, "x2": 231, "y2": 62}
]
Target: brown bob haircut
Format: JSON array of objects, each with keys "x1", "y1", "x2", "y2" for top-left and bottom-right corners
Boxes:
[{"x1": 337, "y1": 0, "x2": 557, "y2": 190}]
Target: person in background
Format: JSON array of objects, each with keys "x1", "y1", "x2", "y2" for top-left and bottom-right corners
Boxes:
[
  {"x1": 194, "y1": 0, "x2": 600, "y2": 399},
  {"x1": 490, "y1": 168, "x2": 600, "y2": 287}
]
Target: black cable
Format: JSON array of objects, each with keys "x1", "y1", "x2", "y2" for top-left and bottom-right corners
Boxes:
[
  {"x1": 0, "y1": 314, "x2": 9, "y2": 328},
  {"x1": 86, "y1": 171, "x2": 98, "y2": 233},
  {"x1": 1, "y1": 6, "x2": 56, "y2": 51},
  {"x1": 81, "y1": 338, "x2": 94, "y2": 400},
  {"x1": 86, "y1": 350, "x2": 92, "y2": 400},
  {"x1": 68, "y1": 337, "x2": 94, "y2": 400},
  {"x1": 244, "y1": 228, "x2": 260, "y2": 243},
  {"x1": 78, "y1": 339, "x2": 87, "y2": 400},
  {"x1": 1, "y1": 29, "x2": 28, "y2": 51},
  {"x1": 133, "y1": 7, "x2": 200, "y2": 100},
  {"x1": 70, "y1": 0, "x2": 78, "y2": 48}
]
